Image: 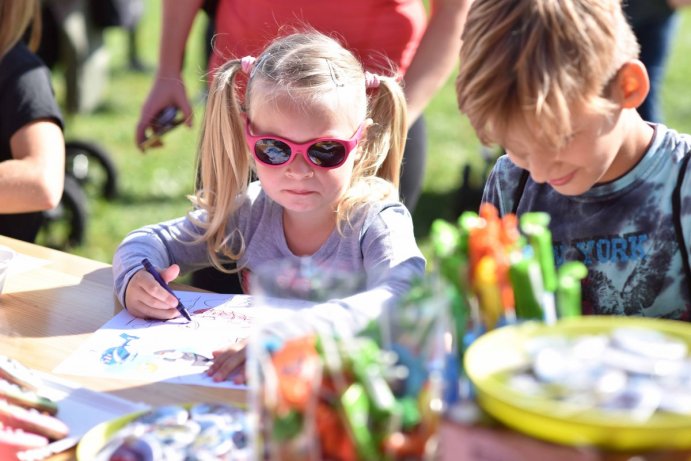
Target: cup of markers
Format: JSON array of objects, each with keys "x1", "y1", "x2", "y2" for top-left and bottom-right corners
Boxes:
[
  {"x1": 248, "y1": 277, "x2": 451, "y2": 461},
  {"x1": 429, "y1": 203, "x2": 588, "y2": 359}
]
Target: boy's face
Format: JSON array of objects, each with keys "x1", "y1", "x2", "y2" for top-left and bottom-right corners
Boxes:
[{"x1": 502, "y1": 103, "x2": 630, "y2": 196}]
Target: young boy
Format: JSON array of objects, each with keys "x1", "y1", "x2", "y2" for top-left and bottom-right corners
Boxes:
[{"x1": 456, "y1": 0, "x2": 691, "y2": 320}]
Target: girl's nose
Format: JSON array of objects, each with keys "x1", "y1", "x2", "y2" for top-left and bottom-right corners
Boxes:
[{"x1": 285, "y1": 151, "x2": 314, "y2": 178}]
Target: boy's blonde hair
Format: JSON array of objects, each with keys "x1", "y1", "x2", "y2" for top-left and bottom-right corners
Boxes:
[
  {"x1": 456, "y1": 0, "x2": 640, "y2": 149},
  {"x1": 0, "y1": 0, "x2": 41, "y2": 58},
  {"x1": 191, "y1": 32, "x2": 408, "y2": 271}
]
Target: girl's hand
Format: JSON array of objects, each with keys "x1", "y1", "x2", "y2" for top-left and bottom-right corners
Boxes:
[
  {"x1": 124, "y1": 264, "x2": 183, "y2": 319},
  {"x1": 207, "y1": 341, "x2": 248, "y2": 383}
]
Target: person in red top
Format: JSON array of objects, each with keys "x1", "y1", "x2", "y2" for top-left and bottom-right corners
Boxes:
[{"x1": 135, "y1": 0, "x2": 471, "y2": 212}]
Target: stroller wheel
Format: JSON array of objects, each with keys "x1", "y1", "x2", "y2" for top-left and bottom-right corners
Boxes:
[
  {"x1": 65, "y1": 140, "x2": 119, "y2": 200},
  {"x1": 37, "y1": 175, "x2": 88, "y2": 249}
]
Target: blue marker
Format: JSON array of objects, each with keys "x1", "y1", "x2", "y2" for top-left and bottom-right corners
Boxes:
[{"x1": 141, "y1": 258, "x2": 192, "y2": 322}]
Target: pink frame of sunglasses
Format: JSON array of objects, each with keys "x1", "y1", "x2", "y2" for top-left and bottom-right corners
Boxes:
[{"x1": 244, "y1": 118, "x2": 366, "y2": 169}]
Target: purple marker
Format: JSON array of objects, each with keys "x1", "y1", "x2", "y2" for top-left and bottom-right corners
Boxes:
[{"x1": 141, "y1": 258, "x2": 192, "y2": 322}]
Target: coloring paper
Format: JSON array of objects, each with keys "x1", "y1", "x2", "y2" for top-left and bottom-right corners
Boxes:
[{"x1": 54, "y1": 291, "x2": 304, "y2": 389}]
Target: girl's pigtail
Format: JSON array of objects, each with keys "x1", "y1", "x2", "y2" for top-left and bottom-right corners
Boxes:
[
  {"x1": 366, "y1": 74, "x2": 408, "y2": 190},
  {"x1": 192, "y1": 59, "x2": 251, "y2": 268}
]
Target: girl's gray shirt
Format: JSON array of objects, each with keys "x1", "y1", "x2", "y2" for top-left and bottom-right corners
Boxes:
[{"x1": 113, "y1": 181, "x2": 426, "y2": 336}]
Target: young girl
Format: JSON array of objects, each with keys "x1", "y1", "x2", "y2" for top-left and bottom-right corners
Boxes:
[{"x1": 113, "y1": 32, "x2": 426, "y2": 381}]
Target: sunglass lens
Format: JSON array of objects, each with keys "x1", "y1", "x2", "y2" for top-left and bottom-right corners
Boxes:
[
  {"x1": 308, "y1": 142, "x2": 346, "y2": 168},
  {"x1": 255, "y1": 139, "x2": 291, "y2": 165}
]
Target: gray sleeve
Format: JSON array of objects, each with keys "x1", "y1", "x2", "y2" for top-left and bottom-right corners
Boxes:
[
  {"x1": 261, "y1": 204, "x2": 426, "y2": 339},
  {"x1": 112, "y1": 210, "x2": 212, "y2": 308}
]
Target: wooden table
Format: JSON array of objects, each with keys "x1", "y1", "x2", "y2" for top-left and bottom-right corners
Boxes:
[
  {"x1": 0, "y1": 236, "x2": 244, "y2": 459},
  {"x1": 440, "y1": 417, "x2": 691, "y2": 461},
  {"x1": 2, "y1": 236, "x2": 690, "y2": 461}
]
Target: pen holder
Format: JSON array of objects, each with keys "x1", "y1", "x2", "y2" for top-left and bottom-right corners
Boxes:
[{"x1": 248, "y1": 268, "x2": 450, "y2": 461}]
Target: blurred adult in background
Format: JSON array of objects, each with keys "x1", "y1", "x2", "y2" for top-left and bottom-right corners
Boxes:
[
  {"x1": 136, "y1": 0, "x2": 471, "y2": 213},
  {"x1": 623, "y1": 0, "x2": 690, "y2": 122},
  {"x1": 0, "y1": 0, "x2": 65, "y2": 242},
  {"x1": 37, "y1": 0, "x2": 146, "y2": 114}
]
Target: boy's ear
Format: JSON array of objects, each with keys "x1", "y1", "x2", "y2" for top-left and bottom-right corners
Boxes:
[{"x1": 613, "y1": 60, "x2": 650, "y2": 109}]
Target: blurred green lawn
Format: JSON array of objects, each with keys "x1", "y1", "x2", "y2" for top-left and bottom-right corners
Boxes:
[{"x1": 47, "y1": 3, "x2": 691, "y2": 266}]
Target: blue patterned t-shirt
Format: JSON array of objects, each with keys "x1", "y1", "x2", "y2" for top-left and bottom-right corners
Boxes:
[{"x1": 482, "y1": 123, "x2": 691, "y2": 320}]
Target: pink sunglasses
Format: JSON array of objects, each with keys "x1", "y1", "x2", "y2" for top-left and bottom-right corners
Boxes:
[{"x1": 244, "y1": 118, "x2": 365, "y2": 169}]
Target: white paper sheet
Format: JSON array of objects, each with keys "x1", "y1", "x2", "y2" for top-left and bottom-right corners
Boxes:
[{"x1": 54, "y1": 291, "x2": 301, "y2": 390}]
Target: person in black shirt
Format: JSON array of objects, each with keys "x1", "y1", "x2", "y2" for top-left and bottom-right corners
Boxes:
[{"x1": 0, "y1": 0, "x2": 65, "y2": 242}]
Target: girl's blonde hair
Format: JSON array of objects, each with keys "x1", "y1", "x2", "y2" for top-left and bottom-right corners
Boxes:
[
  {"x1": 0, "y1": 0, "x2": 41, "y2": 58},
  {"x1": 456, "y1": 0, "x2": 640, "y2": 149},
  {"x1": 191, "y1": 32, "x2": 408, "y2": 271}
]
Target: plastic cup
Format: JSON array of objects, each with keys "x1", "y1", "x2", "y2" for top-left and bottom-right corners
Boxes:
[
  {"x1": 247, "y1": 257, "x2": 367, "y2": 459},
  {"x1": 0, "y1": 246, "x2": 15, "y2": 295}
]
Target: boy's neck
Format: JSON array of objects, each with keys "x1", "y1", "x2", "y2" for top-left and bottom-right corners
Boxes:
[{"x1": 604, "y1": 113, "x2": 655, "y2": 183}]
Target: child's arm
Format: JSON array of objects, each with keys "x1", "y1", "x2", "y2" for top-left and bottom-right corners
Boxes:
[
  {"x1": 262, "y1": 205, "x2": 426, "y2": 339},
  {"x1": 206, "y1": 203, "x2": 425, "y2": 382},
  {"x1": 112, "y1": 211, "x2": 211, "y2": 318}
]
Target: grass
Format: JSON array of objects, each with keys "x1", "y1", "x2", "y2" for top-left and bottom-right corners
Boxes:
[{"x1": 44, "y1": 3, "x2": 691, "y2": 266}]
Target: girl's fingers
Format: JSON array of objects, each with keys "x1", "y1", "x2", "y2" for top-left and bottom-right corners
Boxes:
[
  {"x1": 208, "y1": 346, "x2": 247, "y2": 382},
  {"x1": 231, "y1": 367, "x2": 247, "y2": 385},
  {"x1": 212, "y1": 356, "x2": 246, "y2": 382},
  {"x1": 133, "y1": 270, "x2": 178, "y2": 306},
  {"x1": 127, "y1": 294, "x2": 179, "y2": 319},
  {"x1": 160, "y1": 264, "x2": 181, "y2": 284},
  {"x1": 207, "y1": 347, "x2": 238, "y2": 374},
  {"x1": 125, "y1": 270, "x2": 180, "y2": 319},
  {"x1": 131, "y1": 301, "x2": 180, "y2": 320}
]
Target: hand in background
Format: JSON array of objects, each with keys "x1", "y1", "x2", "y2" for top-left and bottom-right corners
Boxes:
[{"x1": 135, "y1": 76, "x2": 193, "y2": 150}]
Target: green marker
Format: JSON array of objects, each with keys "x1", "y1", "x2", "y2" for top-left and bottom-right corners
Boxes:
[
  {"x1": 509, "y1": 256, "x2": 544, "y2": 320},
  {"x1": 341, "y1": 383, "x2": 379, "y2": 460},
  {"x1": 557, "y1": 261, "x2": 588, "y2": 318},
  {"x1": 519, "y1": 213, "x2": 557, "y2": 292},
  {"x1": 520, "y1": 213, "x2": 557, "y2": 324}
]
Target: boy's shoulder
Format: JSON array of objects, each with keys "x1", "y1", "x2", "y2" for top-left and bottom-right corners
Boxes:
[
  {"x1": 659, "y1": 124, "x2": 691, "y2": 159},
  {"x1": 482, "y1": 155, "x2": 529, "y2": 215}
]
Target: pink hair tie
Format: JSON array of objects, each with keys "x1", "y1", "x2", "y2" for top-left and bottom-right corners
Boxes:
[
  {"x1": 365, "y1": 71, "x2": 380, "y2": 89},
  {"x1": 241, "y1": 56, "x2": 256, "y2": 75}
]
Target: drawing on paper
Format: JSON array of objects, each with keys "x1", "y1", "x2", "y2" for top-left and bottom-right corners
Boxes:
[
  {"x1": 100, "y1": 333, "x2": 140, "y2": 365},
  {"x1": 54, "y1": 291, "x2": 257, "y2": 389}
]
